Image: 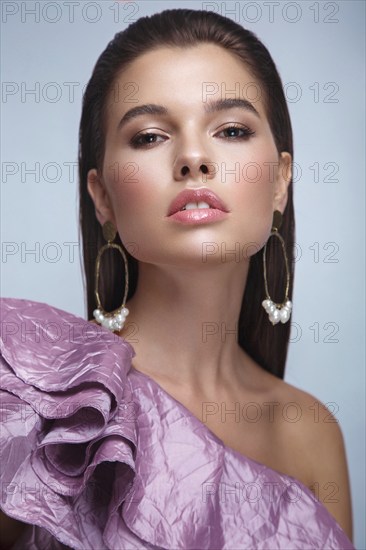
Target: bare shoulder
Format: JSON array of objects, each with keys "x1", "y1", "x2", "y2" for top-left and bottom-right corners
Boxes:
[{"x1": 272, "y1": 376, "x2": 353, "y2": 542}]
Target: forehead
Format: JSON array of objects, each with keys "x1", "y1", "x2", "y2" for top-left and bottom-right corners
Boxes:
[{"x1": 105, "y1": 43, "x2": 266, "y2": 119}]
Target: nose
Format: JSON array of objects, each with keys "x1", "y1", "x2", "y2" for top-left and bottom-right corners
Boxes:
[{"x1": 173, "y1": 141, "x2": 216, "y2": 184}]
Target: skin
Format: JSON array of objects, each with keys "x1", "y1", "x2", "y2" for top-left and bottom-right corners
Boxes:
[
  {"x1": 0, "y1": 43, "x2": 352, "y2": 545},
  {"x1": 87, "y1": 44, "x2": 353, "y2": 541}
]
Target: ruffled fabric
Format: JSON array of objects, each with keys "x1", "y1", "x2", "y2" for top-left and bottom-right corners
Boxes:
[{"x1": 0, "y1": 297, "x2": 355, "y2": 549}]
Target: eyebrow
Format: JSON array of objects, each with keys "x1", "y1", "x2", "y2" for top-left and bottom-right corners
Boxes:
[{"x1": 117, "y1": 97, "x2": 260, "y2": 131}]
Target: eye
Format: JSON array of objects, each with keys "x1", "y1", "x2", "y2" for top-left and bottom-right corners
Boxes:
[
  {"x1": 217, "y1": 124, "x2": 256, "y2": 140},
  {"x1": 129, "y1": 123, "x2": 255, "y2": 149},
  {"x1": 129, "y1": 132, "x2": 166, "y2": 149}
]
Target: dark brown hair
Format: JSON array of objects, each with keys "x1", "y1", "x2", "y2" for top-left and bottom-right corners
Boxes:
[{"x1": 78, "y1": 8, "x2": 295, "y2": 379}]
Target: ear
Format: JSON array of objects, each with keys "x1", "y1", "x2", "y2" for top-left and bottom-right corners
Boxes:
[
  {"x1": 87, "y1": 168, "x2": 116, "y2": 226},
  {"x1": 273, "y1": 152, "x2": 292, "y2": 213}
]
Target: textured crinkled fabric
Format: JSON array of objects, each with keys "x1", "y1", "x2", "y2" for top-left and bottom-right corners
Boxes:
[{"x1": 0, "y1": 297, "x2": 355, "y2": 549}]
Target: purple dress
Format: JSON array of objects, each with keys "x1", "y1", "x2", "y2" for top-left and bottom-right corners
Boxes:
[{"x1": 0, "y1": 297, "x2": 354, "y2": 549}]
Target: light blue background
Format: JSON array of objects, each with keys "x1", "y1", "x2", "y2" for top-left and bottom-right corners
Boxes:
[{"x1": 1, "y1": 1, "x2": 365, "y2": 547}]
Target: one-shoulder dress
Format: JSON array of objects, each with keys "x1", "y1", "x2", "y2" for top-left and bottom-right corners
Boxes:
[{"x1": 0, "y1": 297, "x2": 355, "y2": 549}]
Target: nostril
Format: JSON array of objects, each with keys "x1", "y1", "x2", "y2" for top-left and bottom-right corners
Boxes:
[
  {"x1": 181, "y1": 166, "x2": 189, "y2": 176},
  {"x1": 200, "y1": 165, "x2": 208, "y2": 174}
]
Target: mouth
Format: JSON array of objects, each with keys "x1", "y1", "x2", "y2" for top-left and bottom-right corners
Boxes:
[
  {"x1": 167, "y1": 188, "x2": 229, "y2": 216},
  {"x1": 179, "y1": 201, "x2": 212, "y2": 211}
]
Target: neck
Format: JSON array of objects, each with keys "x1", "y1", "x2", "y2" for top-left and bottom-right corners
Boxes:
[{"x1": 122, "y1": 260, "x2": 252, "y2": 395}]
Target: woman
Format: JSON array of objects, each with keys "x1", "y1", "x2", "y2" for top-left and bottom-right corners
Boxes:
[{"x1": 0, "y1": 8, "x2": 354, "y2": 549}]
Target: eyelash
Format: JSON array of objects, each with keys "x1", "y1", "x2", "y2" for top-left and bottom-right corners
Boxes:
[{"x1": 129, "y1": 124, "x2": 256, "y2": 149}]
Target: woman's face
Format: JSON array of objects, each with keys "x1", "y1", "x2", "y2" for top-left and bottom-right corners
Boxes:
[{"x1": 87, "y1": 43, "x2": 291, "y2": 266}]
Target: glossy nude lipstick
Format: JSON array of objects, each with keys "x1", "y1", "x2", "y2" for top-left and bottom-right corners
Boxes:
[{"x1": 167, "y1": 188, "x2": 230, "y2": 225}]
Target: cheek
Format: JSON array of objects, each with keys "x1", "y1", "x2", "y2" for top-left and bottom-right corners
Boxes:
[
  {"x1": 229, "y1": 148, "x2": 278, "y2": 250},
  {"x1": 103, "y1": 156, "x2": 166, "y2": 258}
]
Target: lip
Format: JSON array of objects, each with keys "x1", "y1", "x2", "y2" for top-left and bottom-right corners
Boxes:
[
  {"x1": 168, "y1": 208, "x2": 229, "y2": 225},
  {"x1": 167, "y1": 188, "x2": 230, "y2": 216}
]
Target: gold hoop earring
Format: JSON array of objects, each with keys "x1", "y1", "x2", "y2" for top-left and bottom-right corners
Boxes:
[
  {"x1": 93, "y1": 221, "x2": 129, "y2": 332},
  {"x1": 262, "y1": 210, "x2": 292, "y2": 325}
]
